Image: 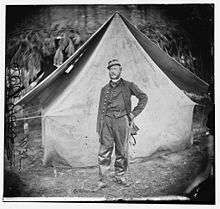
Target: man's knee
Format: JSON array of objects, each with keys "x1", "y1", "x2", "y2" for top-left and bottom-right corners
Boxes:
[{"x1": 98, "y1": 145, "x2": 113, "y2": 161}]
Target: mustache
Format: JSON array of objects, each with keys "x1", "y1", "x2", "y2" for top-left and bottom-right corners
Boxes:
[{"x1": 110, "y1": 72, "x2": 120, "y2": 75}]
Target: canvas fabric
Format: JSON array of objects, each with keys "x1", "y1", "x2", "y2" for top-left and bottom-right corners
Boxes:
[{"x1": 39, "y1": 14, "x2": 196, "y2": 167}]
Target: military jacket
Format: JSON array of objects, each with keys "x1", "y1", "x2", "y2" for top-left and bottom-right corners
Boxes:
[{"x1": 96, "y1": 78, "x2": 148, "y2": 135}]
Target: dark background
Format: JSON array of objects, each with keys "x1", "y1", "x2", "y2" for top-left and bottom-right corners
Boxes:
[{"x1": 6, "y1": 4, "x2": 214, "y2": 83}]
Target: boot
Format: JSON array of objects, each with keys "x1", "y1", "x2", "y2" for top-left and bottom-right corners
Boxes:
[{"x1": 113, "y1": 175, "x2": 131, "y2": 187}]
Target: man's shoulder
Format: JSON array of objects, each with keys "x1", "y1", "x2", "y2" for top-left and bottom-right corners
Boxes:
[
  {"x1": 103, "y1": 83, "x2": 109, "y2": 89},
  {"x1": 121, "y1": 79, "x2": 133, "y2": 87},
  {"x1": 101, "y1": 83, "x2": 109, "y2": 91}
]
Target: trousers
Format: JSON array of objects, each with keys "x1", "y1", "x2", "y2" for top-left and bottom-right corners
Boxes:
[{"x1": 98, "y1": 115, "x2": 130, "y2": 179}]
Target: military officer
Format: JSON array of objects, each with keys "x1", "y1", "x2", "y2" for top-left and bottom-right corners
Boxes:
[{"x1": 96, "y1": 59, "x2": 148, "y2": 188}]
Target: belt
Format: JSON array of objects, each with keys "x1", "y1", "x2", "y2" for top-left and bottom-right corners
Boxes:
[{"x1": 105, "y1": 111, "x2": 127, "y2": 118}]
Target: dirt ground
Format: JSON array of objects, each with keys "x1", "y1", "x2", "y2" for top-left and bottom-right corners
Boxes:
[{"x1": 4, "y1": 127, "x2": 211, "y2": 201}]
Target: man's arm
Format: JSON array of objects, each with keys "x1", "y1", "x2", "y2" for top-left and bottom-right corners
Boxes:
[{"x1": 129, "y1": 82, "x2": 148, "y2": 118}]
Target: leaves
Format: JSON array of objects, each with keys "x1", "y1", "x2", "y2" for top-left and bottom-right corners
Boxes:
[
  {"x1": 7, "y1": 26, "x2": 84, "y2": 92},
  {"x1": 53, "y1": 47, "x2": 64, "y2": 67},
  {"x1": 6, "y1": 13, "x2": 198, "y2": 92},
  {"x1": 42, "y1": 37, "x2": 56, "y2": 56},
  {"x1": 65, "y1": 38, "x2": 75, "y2": 58},
  {"x1": 138, "y1": 21, "x2": 196, "y2": 72}
]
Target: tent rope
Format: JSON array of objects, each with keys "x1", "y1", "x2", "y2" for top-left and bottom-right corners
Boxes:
[{"x1": 16, "y1": 115, "x2": 43, "y2": 121}]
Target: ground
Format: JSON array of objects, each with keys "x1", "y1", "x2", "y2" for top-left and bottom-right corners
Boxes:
[{"x1": 4, "y1": 127, "x2": 211, "y2": 201}]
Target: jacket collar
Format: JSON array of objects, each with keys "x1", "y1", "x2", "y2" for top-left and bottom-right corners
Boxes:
[{"x1": 109, "y1": 78, "x2": 123, "y2": 88}]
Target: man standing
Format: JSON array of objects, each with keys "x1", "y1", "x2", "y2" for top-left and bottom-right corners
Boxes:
[{"x1": 96, "y1": 59, "x2": 148, "y2": 188}]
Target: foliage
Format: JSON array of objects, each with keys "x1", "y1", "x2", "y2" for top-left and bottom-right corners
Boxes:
[
  {"x1": 7, "y1": 29, "x2": 82, "y2": 90},
  {"x1": 5, "y1": 66, "x2": 23, "y2": 164},
  {"x1": 6, "y1": 14, "x2": 199, "y2": 93},
  {"x1": 138, "y1": 22, "x2": 196, "y2": 74}
]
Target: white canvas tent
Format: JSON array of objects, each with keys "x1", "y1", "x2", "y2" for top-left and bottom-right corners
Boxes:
[{"x1": 16, "y1": 12, "x2": 209, "y2": 167}]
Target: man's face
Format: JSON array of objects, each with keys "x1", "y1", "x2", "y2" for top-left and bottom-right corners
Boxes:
[{"x1": 109, "y1": 65, "x2": 122, "y2": 80}]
